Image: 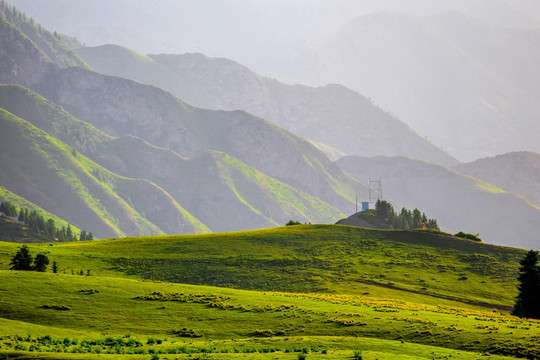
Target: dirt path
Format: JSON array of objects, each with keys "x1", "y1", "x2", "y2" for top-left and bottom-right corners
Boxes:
[{"x1": 359, "y1": 279, "x2": 512, "y2": 311}]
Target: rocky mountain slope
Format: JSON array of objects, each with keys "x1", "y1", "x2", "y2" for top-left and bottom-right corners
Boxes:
[
  {"x1": 75, "y1": 44, "x2": 457, "y2": 166},
  {"x1": 337, "y1": 155, "x2": 540, "y2": 249},
  {"x1": 454, "y1": 152, "x2": 540, "y2": 208}
]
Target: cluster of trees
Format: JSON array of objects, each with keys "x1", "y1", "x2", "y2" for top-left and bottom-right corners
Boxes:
[
  {"x1": 374, "y1": 200, "x2": 439, "y2": 230},
  {"x1": 0, "y1": 200, "x2": 18, "y2": 217},
  {"x1": 513, "y1": 250, "x2": 540, "y2": 320},
  {"x1": 0, "y1": 200, "x2": 93, "y2": 241},
  {"x1": 9, "y1": 245, "x2": 56, "y2": 272}
]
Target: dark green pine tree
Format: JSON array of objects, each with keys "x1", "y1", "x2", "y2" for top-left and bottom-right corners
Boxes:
[
  {"x1": 513, "y1": 250, "x2": 540, "y2": 319},
  {"x1": 9, "y1": 245, "x2": 33, "y2": 270},
  {"x1": 52, "y1": 259, "x2": 59, "y2": 274},
  {"x1": 33, "y1": 254, "x2": 50, "y2": 272}
]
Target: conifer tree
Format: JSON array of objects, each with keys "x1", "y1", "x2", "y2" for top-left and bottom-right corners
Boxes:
[
  {"x1": 33, "y1": 254, "x2": 50, "y2": 272},
  {"x1": 412, "y1": 209, "x2": 422, "y2": 228},
  {"x1": 513, "y1": 250, "x2": 540, "y2": 319},
  {"x1": 9, "y1": 245, "x2": 33, "y2": 270}
]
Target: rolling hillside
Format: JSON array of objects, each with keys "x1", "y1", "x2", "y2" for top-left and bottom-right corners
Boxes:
[
  {"x1": 75, "y1": 44, "x2": 457, "y2": 166},
  {"x1": 0, "y1": 225, "x2": 538, "y2": 359},
  {"x1": 0, "y1": 108, "x2": 207, "y2": 238},
  {"x1": 337, "y1": 155, "x2": 540, "y2": 249}
]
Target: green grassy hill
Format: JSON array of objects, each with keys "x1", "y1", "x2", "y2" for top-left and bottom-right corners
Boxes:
[
  {"x1": 0, "y1": 108, "x2": 207, "y2": 238},
  {"x1": 0, "y1": 225, "x2": 538, "y2": 359},
  {"x1": 0, "y1": 186, "x2": 82, "y2": 242}
]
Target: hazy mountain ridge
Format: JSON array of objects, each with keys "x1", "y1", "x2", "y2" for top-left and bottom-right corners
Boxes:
[
  {"x1": 337, "y1": 155, "x2": 540, "y2": 249},
  {"x1": 0, "y1": 1, "x2": 88, "y2": 69},
  {"x1": 289, "y1": 11, "x2": 540, "y2": 161},
  {"x1": 32, "y1": 65, "x2": 365, "y2": 213},
  {"x1": 454, "y1": 151, "x2": 540, "y2": 208},
  {"x1": 75, "y1": 45, "x2": 457, "y2": 166},
  {"x1": 0, "y1": 10, "x2": 364, "y2": 233}
]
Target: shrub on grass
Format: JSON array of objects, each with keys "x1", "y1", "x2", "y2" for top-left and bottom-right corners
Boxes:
[
  {"x1": 455, "y1": 231, "x2": 481, "y2": 241},
  {"x1": 353, "y1": 350, "x2": 363, "y2": 360},
  {"x1": 286, "y1": 220, "x2": 301, "y2": 226},
  {"x1": 298, "y1": 353, "x2": 307, "y2": 360}
]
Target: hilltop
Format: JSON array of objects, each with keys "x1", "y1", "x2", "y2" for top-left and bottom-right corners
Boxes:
[{"x1": 337, "y1": 155, "x2": 540, "y2": 249}]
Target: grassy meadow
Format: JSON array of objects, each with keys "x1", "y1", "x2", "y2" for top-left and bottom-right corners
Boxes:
[{"x1": 0, "y1": 225, "x2": 538, "y2": 359}]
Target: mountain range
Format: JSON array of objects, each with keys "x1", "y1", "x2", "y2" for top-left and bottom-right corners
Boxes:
[
  {"x1": 74, "y1": 44, "x2": 456, "y2": 166},
  {"x1": 288, "y1": 11, "x2": 540, "y2": 161},
  {"x1": 1, "y1": 1, "x2": 539, "y2": 249},
  {"x1": 0, "y1": 3, "x2": 357, "y2": 237}
]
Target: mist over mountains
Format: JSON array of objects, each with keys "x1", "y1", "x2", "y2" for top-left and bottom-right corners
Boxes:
[
  {"x1": 1, "y1": 1, "x2": 539, "y2": 249},
  {"x1": 8, "y1": 0, "x2": 540, "y2": 162}
]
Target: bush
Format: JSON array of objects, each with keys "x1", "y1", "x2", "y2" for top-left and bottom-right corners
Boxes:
[
  {"x1": 455, "y1": 232, "x2": 482, "y2": 242},
  {"x1": 353, "y1": 350, "x2": 363, "y2": 360},
  {"x1": 286, "y1": 220, "x2": 301, "y2": 226},
  {"x1": 298, "y1": 353, "x2": 307, "y2": 360}
]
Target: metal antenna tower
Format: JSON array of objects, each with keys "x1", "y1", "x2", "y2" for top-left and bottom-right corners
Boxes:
[{"x1": 368, "y1": 178, "x2": 383, "y2": 202}]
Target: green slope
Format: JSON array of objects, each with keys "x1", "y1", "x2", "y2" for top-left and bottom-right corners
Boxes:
[
  {"x1": 96, "y1": 138, "x2": 345, "y2": 232},
  {"x1": 0, "y1": 225, "x2": 524, "y2": 308},
  {"x1": 0, "y1": 108, "x2": 202, "y2": 238},
  {"x1": 0, "y1": 225, "x2": 537, "y2": 359},
  {"x1": 0, "y1": 185, "x2": 79, "y2": 235},
  {"x1": 0, "y1": 85, "x2": 343, "y2": 232},
  {"x1": 454, "y1": 151, "x2": 540, "y2": 208},
  {"x1": 0, "y1": 85, "x2": 209, "y2": 235},
  {"x1": 42, "y1": 66, "x2": 366, "y2": 214},
  {"x1": 0, "y1": 1, "x2": 88, "y2": 69}
]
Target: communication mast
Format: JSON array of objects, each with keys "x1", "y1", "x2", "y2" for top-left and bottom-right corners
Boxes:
[{"x1": 368, "y1": 178, "x2": 383, "y2": 202}]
